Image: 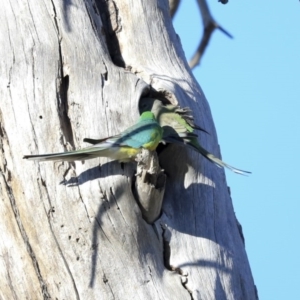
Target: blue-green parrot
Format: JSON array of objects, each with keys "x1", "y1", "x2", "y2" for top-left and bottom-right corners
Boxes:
[
  {"x1": 23, "y1": 111, "x2": 163, "y2": 162},
  {"x1": 139, "y1": 98, "x2": 250, "y2": 175}
]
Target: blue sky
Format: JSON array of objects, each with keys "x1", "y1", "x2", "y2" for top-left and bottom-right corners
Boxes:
[{"x1": 173, "y1": 1, "x2": 300, "y2": 299}]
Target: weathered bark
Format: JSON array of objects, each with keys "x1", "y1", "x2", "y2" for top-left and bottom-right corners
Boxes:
[{"x1": 0, "y1": 1, "x2": 257, "y2": 299}]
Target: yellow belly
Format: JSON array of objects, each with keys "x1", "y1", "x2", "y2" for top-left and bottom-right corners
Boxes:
[
  {"x1": 115, "y1": 147, "x2": 141, "y2": 161},
  {"x1": 142, "y1": 131, "x2": 162, "y2": 151}
]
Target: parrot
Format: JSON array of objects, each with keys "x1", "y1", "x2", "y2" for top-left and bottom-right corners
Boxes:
[
  {"x1": 23, "y1": 111, "x2": 163, "y2": 162},
  {"x1": 139, "y1": 98, "x2": 251, "y2": 175}
]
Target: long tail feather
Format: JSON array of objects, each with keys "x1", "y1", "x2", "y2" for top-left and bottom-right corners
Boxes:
[
  {"x1": 192, "y1": 143, "x2": 251, "y2": 175},
  {"x1": 24, "y1": 150, "x2": 99, "y2": 161},
  {"x1": 23, "y1": 146, "x2": 110, "y2": 162},
  {"x1": 163, "y1": 136, "x2": 251, "y2": 175}
]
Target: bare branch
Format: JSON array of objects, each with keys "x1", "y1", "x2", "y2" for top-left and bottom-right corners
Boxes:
[{"x1": 189, "y1": 0, "x2": 233, "y2": 69}]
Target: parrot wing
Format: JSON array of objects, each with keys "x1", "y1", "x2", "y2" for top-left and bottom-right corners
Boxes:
[
  {"x1": 139, "y1": 98, "x2": 209, "y2": 134},
  {"x1": 84, "y1": 112, "x2": 162, "y2": 151}
]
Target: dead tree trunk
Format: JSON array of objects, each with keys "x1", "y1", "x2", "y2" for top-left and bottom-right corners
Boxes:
[{"x1": 0, "y1": 0, "x2": 257, "y2": 299}]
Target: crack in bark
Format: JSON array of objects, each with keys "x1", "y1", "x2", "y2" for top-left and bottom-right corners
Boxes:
[
  {"x1": 6, "y1": 2, "x2": 16, "y2": 63},
  {"x1": 25, "y1": 93, "x2": 39, "y2": 151},
  {"x1": 55, "y1": 240, "x2": 80, "y2": 299},
  {"x1": 161, "y1": 225, "x2": 187, "y2": 276},
  {"x1": 1, "y1": 172, "x2": 51, "y2": 299},
  {"x1": 161, "y1": 224, "x2": 194, "y2": 298},
  {"x1": 61, "y1": 163, "x2": 74, "y2": 182},
  {"x1": 2, "y1": 252, "x2": 18, "y2": 299},
  {"x1": 51, "y1": 0, "x2": 75, "y2": 149},
  {"x1": 83, "y1": 0, "x2": 125, "y2": 68},
  {"x1": 37, "y1": 172, "x2": 55, "y2": 222},
  {"x1": 57, "y1": 73, "x2": 75, "y2": 148},
  {"x1": 98, "y1": 180, "x2": 110, "y2": 208},
  {"x1": 83, "y1": 0, "x2": 99, "y2": 33},
  {"x1": 0, "y1": 109, "x2": 8, "y2": 147},
  {"x1": 101, "y1": 59, "x2": 108, "y2": 83},
  {"x1": 0, "y1": 111, "x2": 10, "y2": 185},
  {"x1": 109, "y1": 186, "x2": 129, "y2": 227},
  {"x1": 181, "y1": 275, "x2": 194, "y2": 300},
  {"x1": 77, "y1": 185, "x2": 92, "y2": 223},
  {"x1": 90, "y1": 181, "x2": 117, "y2": 285},
  {"x1": 90, "y1": 184, "x2": 113, "y2": 288},
  {"x1": 37, "y1": 174, "x2": 81, "y2": 300},
  {"x1": 161, "y1": 224, "x2": 173, "y2": 271},
  {"x1": 103, "y1": 273, "x2": 115, "y2": 299},
  {"x1": 82, "y1": 0, "x2": 109, "y2": 83},
  {"x1": 0, "y1": 117, "x2": 4, "y2": 140},
  {"x1": 101, "y1": 272, "x2": 116, "y2": 299},
  {"x1": 94, "y1": 0, "x2": 125, "y2": 67},
  {"x1": 5, "y1": 3, "x2": 16, "y2": 105}
]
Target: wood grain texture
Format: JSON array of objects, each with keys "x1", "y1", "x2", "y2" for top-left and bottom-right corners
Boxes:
[{"x1": 0, "y1": 0, "x2": 257, "y2": 299}]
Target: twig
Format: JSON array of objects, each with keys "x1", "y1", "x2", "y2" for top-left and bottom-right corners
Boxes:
[{"x1": 189, "y1": 0, "x2": 233, "y2": 69}]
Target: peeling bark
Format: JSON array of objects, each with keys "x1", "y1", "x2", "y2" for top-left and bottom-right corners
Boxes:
[{"x1": 0, "y1": 1, "x2": 257, "y2": 299}]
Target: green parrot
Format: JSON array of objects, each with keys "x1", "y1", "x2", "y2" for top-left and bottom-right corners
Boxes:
[
  {"x1": 139, "y1": 98, "x2": 251, "y2": 175},
  {"x1": 23, "y1": 111, "x2": 163, "y2": 162}
]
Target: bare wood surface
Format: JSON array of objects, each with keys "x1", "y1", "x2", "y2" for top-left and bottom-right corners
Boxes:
[{"x1": 0, "y1": 0, "x2": 257, "y2": 299}]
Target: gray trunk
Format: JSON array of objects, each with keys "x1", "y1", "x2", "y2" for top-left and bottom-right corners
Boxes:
[{"x1": 0, "y1": 0, "x2": 257, "y2": 299}]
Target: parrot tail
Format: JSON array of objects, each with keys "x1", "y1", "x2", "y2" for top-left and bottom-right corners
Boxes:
[
  {"x1": 23, "y1": 150, "x2": 96, "y2": 161},
  {"x1": 23, "y1": 145, "x2": 110, "y2": 162},
  {"x1": 163, "y1": 135, "x2": 251, "y2": 175},
  {"x1": 190, "y1": 142, "x2": 251, "y2": 175}
]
